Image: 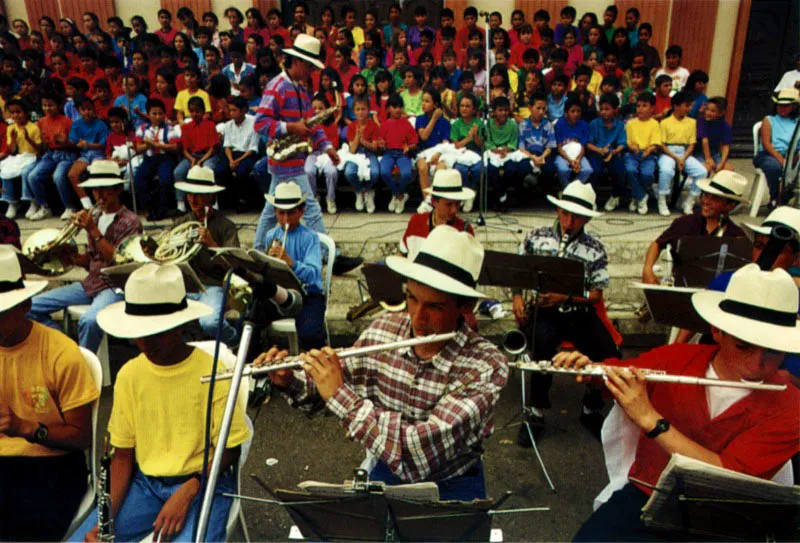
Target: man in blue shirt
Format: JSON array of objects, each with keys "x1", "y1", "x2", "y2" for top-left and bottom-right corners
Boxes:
[{"x1": 587, "y1": 93, "x2": 627, "y2": 212}]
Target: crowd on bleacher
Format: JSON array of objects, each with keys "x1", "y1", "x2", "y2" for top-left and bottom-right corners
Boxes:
[{"x1": 0, "y1": 3, "x2": 797, "y2": 224}]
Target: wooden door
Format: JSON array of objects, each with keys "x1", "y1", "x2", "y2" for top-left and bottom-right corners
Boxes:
[
  {"x1": 59, "y1": 0, "x2": 114, "y2": 32},
  {"x1": 24, "y1": 0, "x2": 61, "y2": 28},
  {"x1": 160, "y1": 0, "x2": 211, "y2": 19},
  {"x1": 669, "y1": 0, "x2": 718, "y2": 73}
]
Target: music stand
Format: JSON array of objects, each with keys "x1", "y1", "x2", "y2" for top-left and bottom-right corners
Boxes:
[
  {"x1": 631, "y1": 283, "x2": 709, "y2": 334},
  {"x1": 480, "y1": 251, "x2": 586, "y2": 492},
  {"x1": 210, "y1": 247, "x2": 304, "y2": 294},
  {"x1": 672, "y1": 237, "x2": 751, "y2": 287},
  {"x1": 361, "y1": 263, "x2": 406, "y2": 309},
  {"x1": 100, "y1": 262, "x2": 205, "y2": 293}
]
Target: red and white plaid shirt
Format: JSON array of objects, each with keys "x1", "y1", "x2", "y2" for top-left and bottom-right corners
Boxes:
[{"x1": 279, "y1": 313, "x2": 508, "y2": 483}]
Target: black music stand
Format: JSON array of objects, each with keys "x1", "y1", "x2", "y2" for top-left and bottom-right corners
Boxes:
[
  {"x1": 479, "y1": 251, "x2": 586, "y2": 493},
  {"x1": 361, "y1": 263, "x2": 406, "y2": 308},
  {"x1": 100, "y1": 262, "x2": 205, "y2": 292},
  {"x1": 210, "y1": 247, "x2": 304, "y2": 293},
  {"x1": 632, "y1": 283, "x2": 710, "y2": 334},
  {"x1": 672, "y1": 237, "x2": 751, "y2": 288}
]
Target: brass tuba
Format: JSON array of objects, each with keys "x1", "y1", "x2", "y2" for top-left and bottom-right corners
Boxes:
[{"x1": 22, "y1": 207, "x2": 101, "y2": 276}]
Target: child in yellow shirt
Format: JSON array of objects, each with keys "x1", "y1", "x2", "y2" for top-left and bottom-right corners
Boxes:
[
  {"x1": 1, "y1": 99, "x2": 42, "y2": 219},
  {"x1": 624, "y1": 92, "x2": 661, "y2": 215}
]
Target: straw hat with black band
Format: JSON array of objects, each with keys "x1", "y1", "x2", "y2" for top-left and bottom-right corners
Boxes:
[
  {"x1": 424, "y1": 169, "x2": 476, "y2": 201},
  {"x1": 695, "y1": 170, "x2": 749, "y2": 203},
  {"x1": 283, "y1": 34, "x2": 325, "y2": 70},
  {"x1": 547, "y1": 180, "x2": 603, "y2": 218},
  {"x1": 745, "y1": 206, "x2": 800, "y2": 237},
  {"x1": 78, "y1": 160, "x2": 127, "y2": 189},
  {"x1": 773, "y1": 88, "x2": 800, "y2": 105},
  {"x1": 0, "y1": 246, "x2": 47, "y2": 313},
  {"x1": 174, "y1": 165, "x2": 225, "y2": 194},
  {"x1": 266, "y1": 182, "x2": 307, "y2": 210}
]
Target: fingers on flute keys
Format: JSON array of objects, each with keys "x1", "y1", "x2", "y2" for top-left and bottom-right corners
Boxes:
[
  {"x1": 551, "y1": 350, "x2": 594, "y2": 383},
  {"x1": 254, "y1": 346, "x2": 293, "y2": 386}
]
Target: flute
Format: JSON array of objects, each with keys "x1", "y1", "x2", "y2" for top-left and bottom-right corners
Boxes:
[
  {"x1": 201, "y1": 332, "x2": 457, "y2": 383},
  {"x1": 508, "y1": 360, "x2": 787, "y2": 391}
]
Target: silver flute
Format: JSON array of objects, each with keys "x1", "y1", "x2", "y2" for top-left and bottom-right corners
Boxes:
[
  {"x1": 508, "y1": 360, "x2": 787, "y2": 391},
  {"x1": 201, "y1": 333, "x2": 457, "y2": 383}
]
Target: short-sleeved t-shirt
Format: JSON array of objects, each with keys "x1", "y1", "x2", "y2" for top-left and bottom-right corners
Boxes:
[
  {"x1": 696, "y1": 118, "x2": 732, "y2": 157},
  {"x1": 483, "y1": 119, "x2": 519, "y2": 151},
  {"x1": 181, "y1": 119, "x2": 219, "y2": 155},
  {"x1": 518, "y1": 118, "x2": 557, "y2": 155},
  {"x1": 1, "y1": 322, "x2": 99, "y2": 457},
  {"x1": 589, "y1": 118, "x2": 627, "y2": 149},
  {"x1": 346, "y1": 119, "x2": 380, "y2": 151},
  {"x1": 400, "y1": 89, "x2": 424, "y2": 117},
  {"x1": 626, "y1": 118, "x2": 662, "y2": 149},
  {"x1": 108, "y1": 347, "x2": 250, "y2": 477},
  {"x1": 400, "y1": 212, "x2": 475, "y2": 258},
  {"x1": 38, "y1": 114, "x2": 72, "y2": 151},
  {"x1": 660, "y1": 115, "x2": 697, "y2": 146},
  {"x1": 554, "y1": 118, "x2": 590, "y2": 145},
  {"x1": 415, "y1": 114, "x2": 451, "y2": 151},
  {"x1": 68, "y1": 117, "x2": 108, "y2": 147},
  {"x1": 379, "y1": 117, "x2": 419, "y2": 150},
  {"x1": 450, "y1": 117, "x2": 482, "y2": 154},
  {"x1": 174, "y1": 88, "x2": 212, "y2": 117},
  {"x1": 7, "y1": 122, "x2": 42, "y2": 155},
  {"x1": 655, "y1": 212, "x2": 746, "y2": 260}
]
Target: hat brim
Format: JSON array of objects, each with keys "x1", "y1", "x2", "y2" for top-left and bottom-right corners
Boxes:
[
  {"x1": 692, "y1": 290, "x2": 800, "y2": 352},
  {"x1": 546, "y1": 194, "x2": 603, "y2": 218},
  {"x1": 745, "y1": 223, "x2": 774, "y2": 237},
  {"x1": 424, "y1": 186, "x2": 476, "y2": 201},
  {"x1": 265, "y1": 194, "x2": 308, "y2": 209},
  {"x1": 0, "y1": 280, "x2": 48, "y2": 312},
  {"x1": 283, "y1": 48, "x2": 324, "y2": 70},
  {"x1": 174, "y1": 182, "x2": 225, "y2": 194},
  {"x1": 386, "y1": 255, "x2": 485, "y2": 299},
  {"x1": 96, "y1": 299, "x2": 213, "y2": 338},
  {"x1": 773, "y1": 97, "x2": 799, "y2": 105},
  {"x1": 696, "y1": 179, "x2": 748, "y2": 203},
  {"x1": 78, "y1": 178, "x2": 127, "y2": 189}
]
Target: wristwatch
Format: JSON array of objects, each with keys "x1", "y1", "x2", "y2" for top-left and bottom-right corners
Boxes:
[
  {"x1": 645, "y1": 418, "x2": 670, "y2": 439},
  {"x1": 29, "y1": 423, "x2": 49, "y2": 444}
]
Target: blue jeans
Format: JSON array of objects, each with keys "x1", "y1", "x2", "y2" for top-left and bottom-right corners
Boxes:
[
  {"x1": 587, "y1": 151, "x2": 626, "y2": 197},
  {"x1": 754, "y1": 150, "x2": 784, "y2": 201},
  {"x1": 343, "y1": 152, "x2": 380, "y2": 191},
  {"x1": 174, "y1": 154, "x2": 221, "y2": 201},
  {"x1": 25, "y1": 150, "x2": 77, "y2": 207},
  {"x1": 657, "y1": 145, "x2": 708, "y2": 196},
  {"x1": 380, "y1": 150, "x2": 413, "y2": 195},
  {"x1": 369, "y1": 459, "x2": 486, "y2": 502},
  {"x1": 554, "y1": 155, "x2": 593, "y2": 187},
  {"x1": 135, "y1": 154, "x2": 178, "y2": 213},
  {"x1": 216, "y1": 151, "x2": 259, "y2": 200},
  {"x1": 69, "y1": 470, "x2": 234, "y2": 542},
  {"x1": 454, "y1": 162, "x2": 481, "y2": 191},
  {"x1": 187, "y1": 286, "x2": 240, "y2": 347},
  {"x1": 252, "y1": 157, "x2": 272, "y2": 195},
  {"x1": 27, "y1": 283, "x2": 123, "y2": 352},
  {"x1": 254, "y1": 167, "x2": 327, "y2": 251},
  {"x1": 624, "y1": 152, "x2": 657, "y2": 201},
  {"x1": 295, "y1": 291, "x2": 326, "y2": 350}
]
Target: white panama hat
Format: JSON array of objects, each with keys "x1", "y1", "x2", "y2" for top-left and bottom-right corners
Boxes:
[
  {"x1": 386, "y1": 225, "x2": 485, "y2": 299},
  {"x1": 745, "y1": 206, "x2": 800, "y2": 237},
  {"x1": 78, "y1": 160, "x2": 127, "y2": 189},
  {"x1": 97, "y1": 263, "x2": 212, "y2": 338},
  {"x1": 546, "y1": 180, "x2": 603, "y2": 218},
  {"x1": 174, "y1": 165, "x2": 226, "y2": 194},
  {"x1": 424, "y1": 169, "x2": 476, "y2": 201},
  {"x1": 265, "y1": 182, "x2": 308, "y2": 210},
  {"x1": 283, "y1": 34, "x2": 325, "y2": 69},
  {"x1": 0, "y1": 245, "x2": 47, "y2": 313},
  {"x1": 696, "y1": 170, "x2": 749, "y2": 203}
]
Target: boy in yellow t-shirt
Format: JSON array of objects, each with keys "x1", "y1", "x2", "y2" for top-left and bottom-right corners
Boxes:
[
  {"x1": 657, "y1": 91, "x2": 709, "y2": 216},
  {"x1": 624, "y1": 92, "x2": 661, "y2": 215},
  {"x1": 1, "y1": 99, "x2": 42, "y2": 219},
  {"x1": 174, "y1": 66, "x2": 212, "y2": 123},
  {"x1": 70, "y1": 264, "x2": 250, "y2": 543},
  {"x1": 0, "y1": 246, "x2": 98, "y2": 541}
]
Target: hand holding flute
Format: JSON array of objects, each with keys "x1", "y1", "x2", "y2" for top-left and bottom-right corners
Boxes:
[{"x1": 254, "y1": 346, "x2": 344, "y2": 401}]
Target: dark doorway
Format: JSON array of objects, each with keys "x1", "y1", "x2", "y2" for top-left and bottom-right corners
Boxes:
[
  {"x1": 731, "y1": 0, "x2": 799, "y2": 156},
  {"x1": 281, "y1": 0, "x2": 443, "y2": 31}
]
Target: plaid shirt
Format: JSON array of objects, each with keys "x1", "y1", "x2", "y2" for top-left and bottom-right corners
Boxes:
[
  {"x1": 81, "y1": 206, "x2": 142, "y2": 297},
  {"x1": 279, "y1": 313, "x2": 508, "y2": 483}
]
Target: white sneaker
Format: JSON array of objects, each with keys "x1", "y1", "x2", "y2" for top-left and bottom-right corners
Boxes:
[
  {"x1": 682, "y1": 195, "x2": 696, "y2": 215},
  {"x1": 355, "y1": 192, "x2": 365, "y2": 211},
  {"x1": 417, "y1": 196, "x2": 433, "y2": 214},
  {"x1": 365, "y1": 190, "x2": 376, "y2": 214},
  {"x1": 387, "y1": 195, "x2": 397, "y2": 212},
  {"x1": 4, "y1": 203, "x2": 17, "y2": 219},
  {"x1": 628, "y1": 199, "x2": 637, "y2": 213},
  {"x1": 394, "y1": 194, "x2": 409, "y2": 214},
  {"x1": 637, "y1": 196, "x2": 649, "y2": 215},
  {"x1": 25, "y1": 202, "x2": 39, "y2": 219},
  {"x1": 657, "y1": 194, "x2": 670, "y2": 216},
  {"x1": 326, "y1": 198, "x2": 337, "y2": 214},
  {"x1": 604, "y1": 196, "x2": 619, "y2": 212},
  {"x1": 463, "y1": 197, "x2": 475, "y2": 213},
  {"x1": 30, "y1": 206, "x2": 52, "y2": 221},
  {"x1": 60, "y1": 208, "x2": 75, "y2": 220}
]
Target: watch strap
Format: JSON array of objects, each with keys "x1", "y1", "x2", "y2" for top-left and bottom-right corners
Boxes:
[{"x1": 645, "y1": 418, "x2": 670, "y2": 439}]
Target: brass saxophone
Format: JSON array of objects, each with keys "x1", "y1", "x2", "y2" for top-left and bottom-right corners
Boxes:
[
  {"x1": 97, "y1": 436, "x2": 114, "y2": 541},
  {"x1": 267, "y1": 105, "x2": 339, "y2": 161}
]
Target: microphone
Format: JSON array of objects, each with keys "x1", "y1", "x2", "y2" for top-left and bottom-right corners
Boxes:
[{"x1": 233, "y1": 267, "x2": 303, "y2": 317}]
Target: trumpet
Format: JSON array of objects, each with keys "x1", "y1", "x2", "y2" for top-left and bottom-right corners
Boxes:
[
  {"x1": 201, "y1": 332, "x2": 456, "y2": 383},
  {"x1": 22, "y1": 206, "x2": 101, "y2": 276},
  {"x1": 501, "y1": 329, "x2": 787, "y2": 391},
  {"x1": 269, "y1": 223, "x2": 290, "y2": 251}
]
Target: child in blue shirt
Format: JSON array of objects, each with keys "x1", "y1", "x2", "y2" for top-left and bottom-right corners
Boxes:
[
  {"x1": 547, "y1": 73, "x2": 569, "y2": 121},
  {"x1": 113, "y1": 75, "x2": 148, "y2": 129},
  {"x1": 64, "y1": 77, "x2": 90, "y2": 121},
  {"x1": 415, "y1": 88, "x2": 452, "y2": 212},
  {"x1": 516, "y1": 92, "x2": 556, "y2": 178},
  {"x1": 67, "y1": 97, "x2": 109, "y2": 210},
  {"x1": 554, "y1": 97, "x2": 592, "y2": 187},
  {"x1": 587, "y1": 93, "x2": 627, "y2": 211}
]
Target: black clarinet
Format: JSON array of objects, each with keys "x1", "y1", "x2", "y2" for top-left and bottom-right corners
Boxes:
[{"x1": 98, "y1": 436, "x2": 114, "y2": 541}]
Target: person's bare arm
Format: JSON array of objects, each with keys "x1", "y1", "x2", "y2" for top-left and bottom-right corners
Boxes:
[
  {"x1": 761, "y1": 117, "x2": 785, "y2": 165},
  {"x1": 0, "y1": 403, "x2": 92, "y2": 451},
  {"x1": 642, "y1": 240, "x2": 662, "y2": 284}
]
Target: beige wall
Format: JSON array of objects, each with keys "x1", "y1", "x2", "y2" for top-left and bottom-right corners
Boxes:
[{"x1": 708, "y1": 0, "x2": 740, "y2": 97}]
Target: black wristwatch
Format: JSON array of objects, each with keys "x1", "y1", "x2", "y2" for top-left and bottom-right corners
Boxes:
[
  {"x1": 28, "y1": 423, "x2": 49, "y2": 444},
  {"x1": 645, "y1": 418, "x2": 670, "y2": 439}
]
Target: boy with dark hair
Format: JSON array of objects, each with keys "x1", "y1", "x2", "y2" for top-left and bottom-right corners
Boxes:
[
  {"x1": 633, "y1": 23, "x2": 662, "y2": 73},
  {"x1": 379, "y1": 93, "x2": 418, "y2": 213},
  {"x1": 653, "y1": 74, "x2": 673, "y2": 120},
  {"x1": 547, "y1": 73, "x2": 569, "y2": 121},
  {"x1": 625, "y1": 8, "x2": 640, "y2": 46},
  {"x1": 134, "y1": 98, "x2": 181, "y2": 221},
  {"x1": 408, "y1": 5, "x2": 433, "y2": 51},
  {"x1": 67, "y1": 97, "x2": 108, "y2": 212},
  {"x1": 554, "y1": 97, "x2": 592, "y2": 186},
  {"x1": 625, "y1": 93, "x2": 661, "y2": 214},
  {"x1": 588, "y1": 93, "x2": 627, "y2": 211},
  {"x1": 544, "y1": 48, "x2": 569, "y2": 90},
  {"x1": 457, "y1": 71, "x2": 484, "y2": 111},
  {"x1": 221, "y1": 40, "x2": 255, "y2": 96},
  {"x1": 456, "y1": 7, "x2": 484, "y2": 51},
  {"x1": 65, "y1": 76, "x2": 90, "y2": 121},
  {"x1": 509, "y1": 9, "x2": 526, "y2": 46},
  {"x1": 517, "y1": 91, "x2": 556, "y2": 178},
  {"x1": 220, "y1": 95, "x2": 259, "y2": 208},
  {"x1": 602, "y1": 5, "x2": 618, "y2": 43},
  {"x1": 696, "y1": 97, "x2": 732, "y2": 175},
  {"x1": 484, "y1": 95, "x2": 519, "y2": 208},
  {"x1": 174, "y1": 96, "x2": 219, "y2": 212},
  {"x1": 510, "y1": 24, "x2": 535, "y2": 69},
  {"x1": 655, "y1": 45, "x2": 689, "y2": 91},
  {"x1": 538, "y1": 27, "x2": 556, "y2": 67},
  {"x1": 442, "y1": 48, "x2": 463, "y2": 90},
  {"x1": 361, "y1": 48, "x2": 385, "y2": 92},
  {"x1": 175, "y1": 65, "x2": 211, "y2": 123},
  {"x1": 657, "y1": 91, "x2": 708, "y2": 215},
  {"x1": 555, "y1": 6, "x2": 578, "y2": 46},
  {"x1": 383, "y1": 2, "x2": 408, "y2": 44},
  {"x1": 489, "y1": 12, "x2": 502, "y2": 31},
  {"x1": 77, "y1": 48, "x2": 104, "y2": 88}
]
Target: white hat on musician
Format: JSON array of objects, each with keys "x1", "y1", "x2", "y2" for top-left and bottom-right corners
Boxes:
[
  {"x1": 0, "y1": 245, "x2": 47, "y2": 312},
  {"x1": 266, "y1": 182, "x2": 308, "y2": 210},
  {"x1": 174, "y1": 165, "x2": 225, "y2": 194},
  {"x1": 692, "y1": 263, "x2": 800, "y2": 352},
  {"x1": 97, "y1": 263, "x2": 212, "y2": 338},
  {"x1": 78, "y1": 160, "x2": 127, "y2": 189},
  {"x1": 773, "y1": 88, "x2": 800, "y2": 105},
  {"x1": 386, "y1": 225, "x2": 485, "y2": 298},
  {"x1": 547, "y1": 180, "x2": 603, "y2": 218},
  {"x1": 283, "y1": 34, "x2": 324, "y2": 69},
  {"x1": 695, "y1": 170, "x2": 749, "y2": 203},
  {"x1": 745, "y1": 206, "x2": 800, "y2": 237},
  {"x1": 424, "y1": 169, "x2": 476, "y2": 201}
]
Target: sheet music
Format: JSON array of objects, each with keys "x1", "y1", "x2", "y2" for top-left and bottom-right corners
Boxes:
[{"x1": 642, "y1": 454, "x2": 800, "y2": 532}]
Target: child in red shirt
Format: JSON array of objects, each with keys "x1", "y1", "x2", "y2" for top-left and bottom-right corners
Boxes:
[
  {"x1": 370, "y1": 71, "x2": 394, "y2": 126},
  {"x1": 173, "y1": 96, "x2": 220, "y2": 212},
  {"x1": 379, "y1": 93, "x2": 418, "y2": 214},
  {"x1": 346, "y1": 95, "x2": 381, "y2": 213},
  {"x1": 92, "y1": 79, "x2": 114, "y2": 121}
]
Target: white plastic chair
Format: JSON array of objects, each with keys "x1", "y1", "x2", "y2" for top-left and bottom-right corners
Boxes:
[
  {"x1": 749, "y1": 121, "x2": 770, "y2": 218},
  {"x1": 267, "y1": 233, "x2": 335, "y2": 353},
  {"x1": 61, "y1": 348, "x2": 103, "y2": 541},
  {"x1": 64, "y1": 306, "x2": 111, "y2": 387}
]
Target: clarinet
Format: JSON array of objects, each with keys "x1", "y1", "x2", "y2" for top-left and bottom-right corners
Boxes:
[
  {"x1": 556, "y1": 234, "x2": 570, "y2": 258},
  {"x1": 97, "y1": 436, "x2": 114, "y2": 542}
]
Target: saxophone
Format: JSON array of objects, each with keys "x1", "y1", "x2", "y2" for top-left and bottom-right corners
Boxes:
[
  {"x1": 97, "y1": 436, "x2": 114, "y2": 541},
  {"x1": 267, "y1": 105, "x2": 339, "y2": 161}
]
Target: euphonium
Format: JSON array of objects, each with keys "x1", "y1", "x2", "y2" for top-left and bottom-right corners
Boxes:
[
  {"x1": 22, "y1": 206, "x2": 101, "y2": 276},
  {"x1": 114, "y1": 221, "x2": 203, "y2": 265}
]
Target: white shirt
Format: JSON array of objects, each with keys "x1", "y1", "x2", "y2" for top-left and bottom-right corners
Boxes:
[
  {"x1": 655, "y1": 66, "x2": 690, "y2": 92},
  {"x1": 98, "y1": 211, "x2": 118, "y2": 236},
  {"x1": 222, "y1": 115, "x2": 259, "y2": 153},
  {"x1": 135, "y1": 123, "x2": 182, "y2": 157}
]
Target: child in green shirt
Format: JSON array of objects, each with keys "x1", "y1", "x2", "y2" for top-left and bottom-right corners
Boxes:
[{"x1": 484, "y1": 95, "x2": 519, "y2": 210}]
